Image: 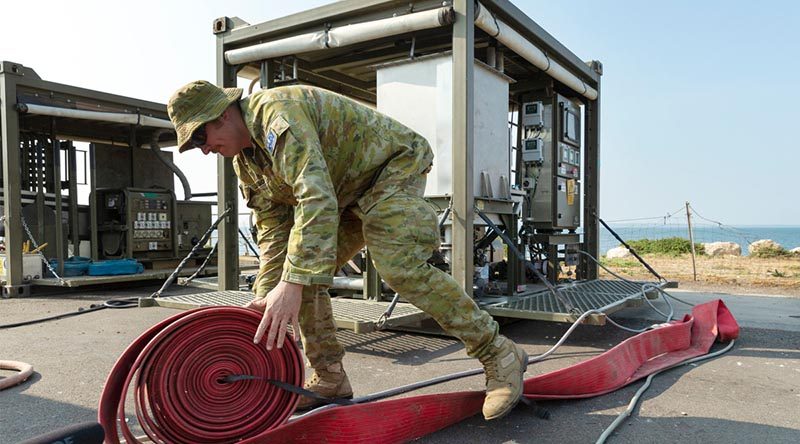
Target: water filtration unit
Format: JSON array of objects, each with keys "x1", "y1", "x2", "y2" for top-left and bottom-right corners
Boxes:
[{"x1": 197, "y1": 0, "x2": 655, "y2": 328}]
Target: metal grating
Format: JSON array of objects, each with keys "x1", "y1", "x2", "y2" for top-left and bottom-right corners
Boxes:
[
  {"x1": 140, "y1": 291, "x2": 427, "y2": 334},
  {"x1": 485, "y1": 279, "x2": 664, "y2": 325}
]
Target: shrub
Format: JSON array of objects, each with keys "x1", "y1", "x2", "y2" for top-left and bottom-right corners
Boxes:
[
  {"x1": 626, "y1": 237, "x2": 705, "y2": 257},
  {"x1": 750, "y1": 246, "x2": 790, "y2": 259},
  {"x1": 600, "y1": 258, "x2": 640, "y2": 268}
]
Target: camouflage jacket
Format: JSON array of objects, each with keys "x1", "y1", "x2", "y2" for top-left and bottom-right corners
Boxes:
[{"x1": 233, "y1": 85, "x2": 433, "y2": 294}]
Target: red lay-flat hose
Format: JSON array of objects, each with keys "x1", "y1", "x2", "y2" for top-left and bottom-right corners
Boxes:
[
  {"x1": 98, "y1": 307, "x2": 303, "y2": 444},
  {"x1": 99, "y1": 300, "x2": 739, "y2": 444}
]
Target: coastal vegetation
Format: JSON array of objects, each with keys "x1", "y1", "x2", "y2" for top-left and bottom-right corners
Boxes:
[
  {"x1": 625, "y1": 237, "x2": 705, "y2": 256},
  {"x1": 600, "y1": 252, "x2": 800, "y2": 296}
]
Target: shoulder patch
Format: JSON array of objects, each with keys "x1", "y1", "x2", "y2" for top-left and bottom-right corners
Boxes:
[
  {"x1": 266, "y1": 130, "x2": 277, "y2": 155},
  {"x1": 266, "y1": 115, "x2": 291, "y2": 155}
]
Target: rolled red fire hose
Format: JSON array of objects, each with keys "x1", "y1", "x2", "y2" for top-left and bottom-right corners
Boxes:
[
  {"x1": 98, "y1": 307, "x2": 303, "y2": 443},
  {"x1": 99, "y1": 300, "x2": 738, "y2": 443}
]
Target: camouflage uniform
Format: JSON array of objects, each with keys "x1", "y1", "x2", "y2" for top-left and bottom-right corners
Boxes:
[{"x1": 233, "y1": 85, "x2": 499, "y2": 369}]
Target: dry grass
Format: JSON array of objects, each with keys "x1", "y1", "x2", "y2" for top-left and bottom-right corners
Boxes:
[{"x1": 599, "y1": 254, "x2": 800, "y2": 297}]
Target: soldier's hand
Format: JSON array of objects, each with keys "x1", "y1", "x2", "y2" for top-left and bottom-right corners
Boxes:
[{"x1": 248, "y1": 281, "x2": 303, "y2": 350}]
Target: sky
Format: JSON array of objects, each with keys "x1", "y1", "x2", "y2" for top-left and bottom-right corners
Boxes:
[{"x1": 2, "y1": 0, "x2": 798, "y2": 226}]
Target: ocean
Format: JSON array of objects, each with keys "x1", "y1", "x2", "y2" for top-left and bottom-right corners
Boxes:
[
  {"x1": 230, "y1": 210, "x2": 800, "y2": 258},
  {"x1": 598, "y1": 225, "x2": 800, "y2": 256}
]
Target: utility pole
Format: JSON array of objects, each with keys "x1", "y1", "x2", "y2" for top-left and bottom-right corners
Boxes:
[{"x1": 686, "y1": 201, "x2": 697, "y2": 281}]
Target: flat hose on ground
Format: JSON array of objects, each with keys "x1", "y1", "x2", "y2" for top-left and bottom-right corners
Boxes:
[{"x1": 99, "y1": 300, "x2": 739, "y2": 443}]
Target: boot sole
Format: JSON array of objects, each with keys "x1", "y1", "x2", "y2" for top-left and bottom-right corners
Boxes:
[{"x1": 484, "y1": 349, "x2": 528, "y2": 421}]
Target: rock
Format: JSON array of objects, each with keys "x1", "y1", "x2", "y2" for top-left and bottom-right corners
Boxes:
[
  {"x1": 702, "y1": 242, "x2": 741, "y2": 257},
  {"x1": 606, "y1": 246, "x2": 632, "y2": 259},
  {"x1": 748, "y1": 239, "x2": 783, "y2": 255},
  {"x1": 790, "y1": 247, "x2": 800, "y2": 255}
]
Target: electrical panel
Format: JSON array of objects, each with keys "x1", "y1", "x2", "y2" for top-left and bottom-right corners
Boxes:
[
  {"x1": 130, "y1": 191, "x2": 174, "y2": 253},
  {"x1": 176, "y1": 201, "x2": 214, "y2": 253},
  {"x1": 94, "y1": 188, "x2": 178, "y2": 260},
  {"x1": 521, "y1": 101, "x2": 544, "y2": 128},
  {"x1": 522, "y1": 93, "x2": 582, "y2": 230},
  {"x1": 521, "y1": 137, "x2": 544, "y2": 163}
]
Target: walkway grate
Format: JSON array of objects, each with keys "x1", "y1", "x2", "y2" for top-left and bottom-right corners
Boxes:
[
  {"x1": 140, "y1": 291, "x2": 427, "y2": 333},
  {"x1": 484, "y1": 279, "x2": 663, "y2": 325}
]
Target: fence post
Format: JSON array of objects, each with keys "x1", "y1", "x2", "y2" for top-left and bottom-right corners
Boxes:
[{"x1": 686, "y1": 201, "x2": 697, "y2": 281}]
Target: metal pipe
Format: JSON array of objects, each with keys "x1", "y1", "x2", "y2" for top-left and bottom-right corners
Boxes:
[
  {"x1": 331, "y1": 277, "x2": 367, "y2": 291},
  {"x1": 149, "y1": 129, "x2": 192, "y2": 200},
  {"x1": 330, "y1": 276, "x2": 391, "y2": 292},
  {"x1": 475, "y1": 3, "x2": 597, "y2": 100},
  {"x1": 15, "y1": 103, "x2": 173, "y2": 129},
  {"x1": 225, "y1": 7, "x2": 455, "y2": 65}
]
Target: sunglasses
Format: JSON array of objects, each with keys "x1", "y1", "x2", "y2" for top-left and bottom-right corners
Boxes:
[{"x1": 190, "y1": 124, "x2": 207, "y2": 149}]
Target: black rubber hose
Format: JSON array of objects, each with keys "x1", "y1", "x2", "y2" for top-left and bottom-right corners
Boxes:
[
  {"x1": 0, "y1": 298, "x2": 137, "y2": 330},
  {"x1": 150, "y1": 129, "x2": 192, "y2": 200}
]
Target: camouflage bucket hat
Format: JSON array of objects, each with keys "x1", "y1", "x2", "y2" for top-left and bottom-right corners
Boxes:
[{"x1": 167, "y1": 80, "x2": 243, "y2": 152}]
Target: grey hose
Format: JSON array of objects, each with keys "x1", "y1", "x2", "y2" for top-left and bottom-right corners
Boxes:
[
  {"x1": 596, "y1": 339, "x2": 736, "y2": 444},
  {"x1": 150, "y1": 129, "x2": 192, "y2": 200}
]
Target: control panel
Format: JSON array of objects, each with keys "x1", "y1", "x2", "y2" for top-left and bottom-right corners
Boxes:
[
  {"x1": 522, "y1": 137, "x2": 544, "y2": 164},
  {"x1": 93, "y1": 187, "x2": 178, "y2": 260},
  {"x1": 130, "y1": 192, "x2": 173, "y2": 252},
  {"x1": 522, "y1": 94, "x2": 582, "y2": 230}
]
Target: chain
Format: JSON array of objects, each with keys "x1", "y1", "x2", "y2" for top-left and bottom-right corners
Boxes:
[{"x1": 20, "y1": 214, "x2": 65, "y2": 284}]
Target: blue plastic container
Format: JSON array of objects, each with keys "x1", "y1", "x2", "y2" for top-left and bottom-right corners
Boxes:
[
  {"x1": 87, "y1": 259, "x2": 144, "y2": 276},
  {"x1": 48, "y1": 256, "x2": 91, "y2": 277}
]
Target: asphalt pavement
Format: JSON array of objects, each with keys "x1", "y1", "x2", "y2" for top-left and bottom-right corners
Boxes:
[{"x1": 1, "y1": 285, "x2": 798, "y2": 443}]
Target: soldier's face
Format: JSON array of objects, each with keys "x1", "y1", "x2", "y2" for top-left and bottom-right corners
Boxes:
[{"x1": 199, "y1": 107, "x2": 250, "y2": 157}]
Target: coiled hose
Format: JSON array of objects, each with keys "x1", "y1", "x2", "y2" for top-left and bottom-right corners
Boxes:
[{"x1": 98, "y1": 306, "x2": 303, "y2": 443}]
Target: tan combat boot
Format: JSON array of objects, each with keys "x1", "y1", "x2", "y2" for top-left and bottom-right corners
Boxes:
[
  {"x1": 296, "y1": 362, "x2": 354, "y2": 410},
  {"x1": 479, "y1": 336, "x2": 528, "y2": 420}
]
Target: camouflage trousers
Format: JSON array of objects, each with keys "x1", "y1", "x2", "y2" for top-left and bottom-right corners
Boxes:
[{"x1": 299, "y1": 178, "x2": 499, "y2": 370}]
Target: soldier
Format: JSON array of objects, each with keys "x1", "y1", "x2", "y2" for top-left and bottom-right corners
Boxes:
[{"x1": 167, "y1": 80, "x2": 527, "y2": 420}]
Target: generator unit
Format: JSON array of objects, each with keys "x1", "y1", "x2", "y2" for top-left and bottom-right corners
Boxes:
[{"x1": 0, "y1": 61, "x2": 216, "y2": 293}]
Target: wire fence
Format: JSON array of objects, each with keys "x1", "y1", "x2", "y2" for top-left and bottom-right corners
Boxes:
[
  {"x1": 227, "y1": 203, "x2": 800, "y2": 258},
  {"x1": 599, "y1": 203, "x2": 800, "y2": 256}
]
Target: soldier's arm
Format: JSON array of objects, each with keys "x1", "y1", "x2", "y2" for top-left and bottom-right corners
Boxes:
[
  {"x1": 266, "y1": 104, "x2": 338, "y2": 286},
  {"x1": 242, "y1": 185, "x2": 293, "y2": 298}
]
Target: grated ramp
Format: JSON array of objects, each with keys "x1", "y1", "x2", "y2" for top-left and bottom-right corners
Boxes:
[
  {"x1": 140, "y1": 290, "x2": 427, "y2": 333},
  {"x1": 484, "y1": 279, "x2": 664, "y2": 325}
]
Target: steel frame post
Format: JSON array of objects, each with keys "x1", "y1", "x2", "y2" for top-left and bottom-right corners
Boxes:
[
  {"x1": 89, "y1": 143, "x2": 99, "y2": 261},
  {"x1": 51, "y1": 121, "x2": 64, "y2": 276},
  {"x1": 500, "y1": 213, "x2": 520, "y2": 295},
  {"x1": 1, "y1": 63, "x2": 27, "y2": 295},
  {"x1": 451, "y1": 0, "x2": 475, "y2": 295},
  {"x1": 216, "y1": 22, "x2": 240, "y2": 291},
  {"x1": 67, "y1": 142, "x2": 80, "y2": 256},
  {"x1": 582, "y1": 80, "x2": 600, "y2": 280},
  {"x1": 36, "y1": 138, "x2": 45, "y2": 246},
  {"x1": 364, "y1": 250, "x2": 381, "y2": 301}
]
